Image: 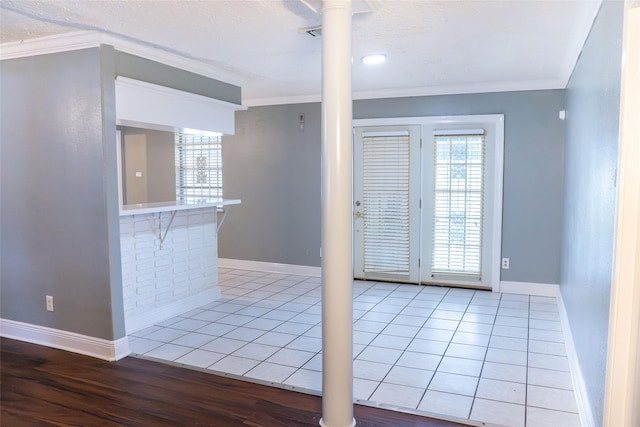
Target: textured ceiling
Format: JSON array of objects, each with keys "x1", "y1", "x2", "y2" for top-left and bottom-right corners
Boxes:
[{"x1": 0, "y1": 0, "x2": 602, "y2": 106}]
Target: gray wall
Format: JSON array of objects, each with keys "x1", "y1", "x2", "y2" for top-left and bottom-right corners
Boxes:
[
  {"x1": 100, "y1": 46, "x2": 126, "y2": 340},
  {"x1": 0, "y1": 47, "x2": 124, "y2": 340},
  {"x1": 0, "y1": 45, "x2": 242, "y2": 341},
  {"x1": 145, "y1": 129, "x2": 177, "y2": 203},
  {"x1": 220, "y1": 90, "x2": 565, "y2": 285},
  {"x1": 560, "y1": 2, "x2": 624, "y2": 425},
  {"x1": 123, "y1": 131, "x2": 149, "y2": 204},
  {"x1": 122, "y1": 127, "x2": 176, "y2": 204},
  {"x1": 114, "y1": 51, "x2": 241, "y2": 105},
  {"x1": 220, "y1": 103, "x2": 322, "y2": 267}
]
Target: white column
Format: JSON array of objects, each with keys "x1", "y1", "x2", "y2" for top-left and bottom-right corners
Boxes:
[{"x1": 319, "y1": 0, "x2": 354, "y2": 427}]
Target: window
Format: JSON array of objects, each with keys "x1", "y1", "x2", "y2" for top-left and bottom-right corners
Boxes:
[
  {"x1": 175, "y1": 133, "x2": 223, "y2": 203},
  {"x1": 432, "y1": 130, "x2": 485, "y2": 278}
]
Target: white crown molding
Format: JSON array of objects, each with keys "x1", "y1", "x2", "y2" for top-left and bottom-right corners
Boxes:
[
  {"x1": 243, "y1": 79, "x2": 566, "y2": 107},
  {"x1": 353, "y1": 79, "x2": 567, "y2": 101},
  {"x1": 218, "y1": 258, "x2": 322, "y2": 277},
  {"x1": 125, "y1": 288, "x2": 221, "y2": 334},
  {"x1": 0, "y1": 30, "x2": 101, "y2": 60},
  {"x1": 0, "y1": 30, "x2": 245, "y2": 88},
  {"x1": 0, "y1": 318, "x2": 130, "y2": 361},
  {"x1": 100, "y1": 33, "x2": 245, "y2": 88}
]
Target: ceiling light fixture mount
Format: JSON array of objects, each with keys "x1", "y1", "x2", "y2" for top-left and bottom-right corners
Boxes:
[{"x1": 361, "y1": 54, "x2": 386, "y2": 65}]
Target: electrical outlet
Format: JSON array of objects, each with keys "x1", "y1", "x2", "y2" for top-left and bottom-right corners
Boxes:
[
  {"x1": 502, "y1": 258, "x2": 510, "y2": 269},
  {"x1": 46, "y1": 295, "x2": 54, "y2": 312}
]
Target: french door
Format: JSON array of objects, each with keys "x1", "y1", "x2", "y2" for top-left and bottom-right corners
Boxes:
[
  {"x1": 353, "y1": 125, "x2": 421, "y2": 283},
  {"x1": 353, "y1": 116, "x2": 504, "y2": 291}
]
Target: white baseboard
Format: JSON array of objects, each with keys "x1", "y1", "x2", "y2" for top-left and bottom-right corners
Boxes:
[
  {"x1": 499, "y1": 281, "x2": 560, "y2": 297},
  {"x1": 218, "y1": 258, "x2": 321, "y2": 277},
  {"x1": 499, "y1": 281, "x2": 595, "y2": 425},
  {"x1": 0, "y1": 318, "x2": 130, "y2": 361},
  {"x1": 125, "y1": 287, "x2": 221, "y2": 334},
  {"x1": 557, "y1": 292, "x2": 596, "y2": 427}
]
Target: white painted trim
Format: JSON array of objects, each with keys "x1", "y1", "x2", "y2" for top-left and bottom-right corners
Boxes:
[
  {"x1": 100, "y1": 34, "x2": 244, "y2": 87},
  {"x1": 0, "y1": 319, "x2": 130, "y2": 361},
  {"x1": 498, "y1": 281, "x2": 559, "y2": 297},
  {"x1": 243, "y1": 80, "x2": 570, "y2": 107},
  {"x1": 557, "y1": 292, "x2": 596, "y2": 427},
  {"x1": 0, "y1": 31, "x2": 101, "y2": 60},
  {"x1": 491, "y1": 117, "x2": 505, "y2": 294},
  {"x1": 0, "y1": 29, "x2": 582, "y2": 110},
  {"x1": 116, "y1": 76, "x2": 244, "y2": 112},
  {"x1": 125, "y1": 288, "x2": 221, "y2": 334},
  {"x1": 353, "y1": 115, "x2": 504, "y2": 293},
  {"x1": 355, "y1": 80, "x2": 567, "y2": 102},
  {"x1": 0, "y1": 30, "x2": 245, "y2": 88},
  {"x1": 604, "y1": 3, "x2": 640, "y2": 426},
  {"x1": 115, "y1": 77, "x2": 245, "y2": 136},
  {"x1": 218, "y1": 258, "x2": 321, "y2": 277}
]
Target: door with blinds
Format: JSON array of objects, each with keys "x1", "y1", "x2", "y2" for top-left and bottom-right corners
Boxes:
[
  {"x1": 353, "y1": 125, "x2": 421, "y2": 283},
  {"x1": 426, "y1": 129, "x2": 488, "y2": 287},
  {"x1": 354, "y1": 115, "x2": 504, "y2": 291},
  {"x1": 420, "y1": 119, "x2": 502, "y2": 290}
]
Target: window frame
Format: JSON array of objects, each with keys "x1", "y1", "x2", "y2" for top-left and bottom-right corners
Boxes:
[{"x1": 175, "y1": 132, "x2": 224, "y2": 204}]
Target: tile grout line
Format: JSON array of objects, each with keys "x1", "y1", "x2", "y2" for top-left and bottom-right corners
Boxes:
[
  {"x1": 366, "y1": 283, "x2": 448, "y2": 404},
  {"x1": 183, "y1": 271, "x2": 319, "y2": 377},
  {"x1": 412, "y1": 286, "x2": 483, "y2": 417},
  {"x1": 467, "y1": 290, "x2": 501, "y2": 422},
  {"x1": 351, "y1": 280, "x2": 415, "y2": 400},
  {"x1": 133, "y1": 270, "x2": 580, "y2": 426}
]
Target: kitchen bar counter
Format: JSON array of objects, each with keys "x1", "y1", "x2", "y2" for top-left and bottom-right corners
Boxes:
[
  {"x1": 119, "y1": 198, "x2": 240, "y2": 334},
  {"x1": 120, "y1": 198, "x2": 241, "y2": 216}
]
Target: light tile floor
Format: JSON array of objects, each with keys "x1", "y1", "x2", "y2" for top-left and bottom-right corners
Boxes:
[{"x1": 130, "y1": 268, "x2": 581, "y2": 427}]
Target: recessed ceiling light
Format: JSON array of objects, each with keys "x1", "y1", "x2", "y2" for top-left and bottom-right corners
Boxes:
[{"x1": 361, "y1": 54, "x2": 386, "y2": 65}]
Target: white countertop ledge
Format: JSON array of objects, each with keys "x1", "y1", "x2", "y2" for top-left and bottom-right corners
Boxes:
[{"x1": 119, "y1": 198, "x2": 241, "y2": 216}]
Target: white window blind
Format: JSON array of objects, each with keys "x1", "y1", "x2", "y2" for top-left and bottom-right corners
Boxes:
[
  {"x1": 175, "y1": 133, "x2": 223, "y2": 203},
  {"x1": 362, "y1": 131, "x2": 411, "y2": 274},
  {"x1": 432, "y1": 130, "x2": 485, "y2": 278}
]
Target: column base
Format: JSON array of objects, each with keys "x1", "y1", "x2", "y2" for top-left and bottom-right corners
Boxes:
[{"x1": 319, "y1": 417, "x2": 356, "y2": 427}]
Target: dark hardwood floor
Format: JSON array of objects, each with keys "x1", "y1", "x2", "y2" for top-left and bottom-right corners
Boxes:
[{"x1": 1, "y1": 337, "x2": 472, "y2": 427}]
